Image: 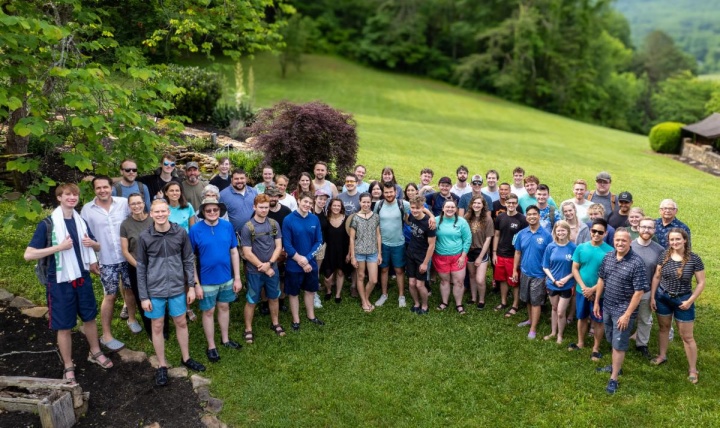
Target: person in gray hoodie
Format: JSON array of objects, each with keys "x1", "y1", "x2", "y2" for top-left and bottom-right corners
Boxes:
[{"x1": 136, "y1": 199, "x2": 205, "y2": 386}]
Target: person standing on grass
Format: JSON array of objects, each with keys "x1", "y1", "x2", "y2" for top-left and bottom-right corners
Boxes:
[
  {"x1": 405, "y1": 195, "x2": 436, "y2": 314},
  {"x1": 282, "y1": 192, "x2": 325, "y2": 331},
  {"x1": 481, "y1": 169, "x2": 500, "y2": 202},
  {"x1": 262, "y1": 185, "x2": 291, "y2": 315},
  {"x1": 374, "y1": 181, "x2": 411, "y2": 307},
  {"x1": 120, "y1": 193, "x2": 156, "y2": 339},
  {"x1": 418, "y1": 167, "x2": 435, "y2": 197},
  {"x1": 510, "y1": 166, "x2": 528, "y2": 200},
  {"x1": 433, "y1": 199, "x2": 472, "y2": 314},
  {"x1": 451, "y1": 165, "x2": 472, "y2": 198},
  {"x1": 209, "y1": 157, "x2": 232, "y2": 192},
  {"x1": 81, "y1": 176, "x2": 131, "y2": 351},
  {"x1": 650, "y1": 228, "x2": 705, "y2": 384},
  {"x1": 607, "y1": 192, "x2": 633, "y2": 229},
  {"x1": 241, "y1": 194, "x2": 286, "y2": 342},
  {"x1": 311, "y1": 189, "x2": 330, "y2": 309},
  {"x1": 276, "y1": 174, "x2": 298, "y2": 212},
  {"x1": 586, "y1": 171, "x2": 616, "y2": 219},
  {"x1": 25, "y1": 183, "x2": 112, "y2": 383},
  {"x1": 626, "y1": 207, "x2": 646, "y2": 241},
  {"x1": 342, "y1": 164, "x2": 370, "y2": 194},
  {"x1": 492, "y1": 193, "x2": 527, "y2": 316},
  {"x1": 349, "y1": 193, "x2": 382, "y2": 312},
  {"x1": 220, "y1": 168, "x2": 258, "y2": 235},
  {"x1": 137, "y1": 199, "x2": 205, "y2": 387},
  {"x1": 561, "y1": 179, "x2": 593, "y2": 223},
  {"x1": 427, "y1": 176, "x2": 459, "y2": 216},
  {"x1": 593, "y1": 228, "x2": 648, "y2": 394},
  {"x1": 190, "y1": 197, "x2": 243, "y2": 363},
  {"x1": 321, "y1": 198, "x2": 351, "y2": 303},
  {"x1": 630, "y1": 217, "x2": 664, "y2": 360},
  {"x1": 560, "y1": 201, "x2": 588, "y2": 244},
  {"x1": 579, "y1": 204, "x2": 615, "y2": 245},
  {"x1": 338, "y1": 173, "x2": 362, "y2": 215},
  {"x1": 112, "y1": 158, "x2": 151, "y2": 212},
  {"x1": 313, "y1": 161, "x2": 338, "y2": 198},
  {"x1": 519, "y1": 175, "x2": 558, "y2": 213},
  {"x1": 254, "y1": 165, "x2": 275, "y2": 194},
  {"x1": 512, "y1": 205, "x2": 552, "y2": 340},
  {"x1": 458, "y1": 175, "x2": 493, "y2": 218},
  {"x1": 465, "y1": 195, "x2": 494, "y2": 309},
  {"x1": 138, "y1": 153, "x2": 182, "y2": 200},
  {"x1": 569, "y1": 218, "x2": 613, "y2": 359},
  {"x1": 181, "y1": 161, "x2": 208, "y2": 213},
  {"x1": 542, "y1": 220, "x2": 576, "y2": 344},
  {"x1": 163, "y1": 181, "x2": 195, "y2": 232},
  {"x1": 491, "y1": 182, "x2": 518, "y2": 219},
  {"x1": 535, "y1": 184, "x2": 561, "y2": 231},
  {"x1": 655, "y1": 199, "x2": 691, "y2": 249}
]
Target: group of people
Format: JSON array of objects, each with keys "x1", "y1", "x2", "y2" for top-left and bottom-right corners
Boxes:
[{"x1": 25, "y1": 156, "x2": 705, "y2": 394}]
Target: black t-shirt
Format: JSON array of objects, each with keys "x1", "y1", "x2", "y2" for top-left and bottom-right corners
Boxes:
[
  {"x1": 138, "y1": 173, "x2": 182, "y2": 199},
  {"x1": 407, "y1": 214, "x2": 436, "y2": 258},
  {"x1": 494, "y1": 212, "x2": 528, "y2": 257},
  {"x1": 209, "y1": 175, "x2": 231, "y2": 192},
  {"x1": 492, "y1": 200, "x2": 524, "y2": 220},
  {"x1": 267, "y1": 204, "x2": 292, "y2": 229},
  {"x1": 607, "y1": 210, "x2": 629, "y2": 229}
]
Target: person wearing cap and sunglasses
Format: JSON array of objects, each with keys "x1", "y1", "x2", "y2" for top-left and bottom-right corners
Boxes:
[
  {"x1": 189, "y1": 198, "x2": 243, "y2": 362},
  {"x1": 138, "y1": 153, "x2": 182, "y2": 200},
  {"x1": 607, "y1": 192, "x2": 633, "y2": 229},
  {"x1": 458, "y1": 175, "x2": 493, "y2": 218},
  {"x1": 586, "y1": 171, "x2": 617, "y2": 219},
  {"x1": 182, "y1": 161, "x2": 208, "y2": 213}
]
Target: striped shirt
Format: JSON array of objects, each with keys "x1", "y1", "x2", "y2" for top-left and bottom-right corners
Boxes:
[
  {"x1": 656, "y1": 250, "x2": 704, "y2": 296},
  {"x1": 598, "y1": 249, "x2": 648, "y2": 317}
]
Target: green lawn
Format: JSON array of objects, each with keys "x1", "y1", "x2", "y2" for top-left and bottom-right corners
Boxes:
[{"x1": 5, "y1": 54, "x2": 719, "y2": 426}]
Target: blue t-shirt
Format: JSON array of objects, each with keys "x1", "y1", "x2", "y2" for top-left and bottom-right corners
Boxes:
[
  {"x1": 514, "y1": 226, "x2": 552, "y2": 278},
  {"x1": 28, "y1": 217, "x2": 96, "y2": 284},
  {"x1": 282, "y1": 211, "x2": 323, "y2": 273},
  {"x1": 169, "y1": 204, "x2": 194, "y2": 232},
  {"x1": 458, "y1": 192, "x2": 493, "y2": 214},
  {"x1": 112, "y1": 181, "x2": 152, "y2": 212},
  {"x1": 571, "y1": 241, "x2": 613, "y2": 292},
  {"x1": 375, "y1": 198, "x2": 410, "y2": 247},
  {"x1": 542, "y1": 242, "x2": 577, "y2": 291},
  {"x1": 189, "y1": 219, "x2": 237, "y2": 285},
  {"x1": 538, "y1": 205, "x2": 561, "y2": 232}
]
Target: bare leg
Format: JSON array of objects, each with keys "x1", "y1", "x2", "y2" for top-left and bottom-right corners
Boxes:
[
  {"x1": 467, "y1": 263, "x2": 478, "y2": 302},
  {"x1": 304, "y1": 291, "x2": 316, "y2": 319},
  {"x1": 610, "y1": 349, "x2": 626, "y2": 381},
  {"x1": 678, "y1": 321, "x2": 698, "y2": 376},
  {"x1": 476, "y1": 262, "x2": 489, "y2": 304},
  {"x1": 557, "y1": 297, "x2": 570, "y2": 343},
  {"x1": 417, "y1": 280, "x2": 429, "y2": 310},
  {"x1": 100, "y1": 294, "x2": 117, "y2": 342},
  {"x1": 269, "y1": 299, "x2": 281, "y2": 326},
  {"x1": 656, "y1": 315, "x2": 672, "y2": 360},
  {"x1": 408, "y1": 279, "x2": 420, "y2": 307},
  {"x1": 201, "y1": 307, "x2": 217, "y2": 350},
  {"x1": 123, "y1": 287, "x2": 138, "y2": 320},
  {"x1": 365, "y1": 262, "x2": 378, "y2": 303},
  {"x1": 438, "y1": 272, "x2": 451, "y2": 305},
  {"x1": 173, "y1": 314, "x2": 190, "y2": 362},
  {"x1": 549, "y1": 294, "x2": 559, "y2": 337},
  {"x1": 499, "y1": 281, "x2": 508, "y2": 306},
  {"x1": 380, "y1": 267, "x2": 390, "y2": 295},
  {"x1": 57, "y1": 330, "x2": 73, "y2": 370},
  {"x1": 576, "y1": 318, "x2": 588, "y2": 348},
  {"x1": 243, "y1": 303, "x2": 255, "y2": 332},
  {"x1": 151, "y1": 317, "x2": 167, "y2": 367},
  {"x1": 356, "y1": 262, "x2": 370, "y2": 309},
  {"x1": 289, "y1": 295, "x2": 300, "y2": 324},
  {"x1": 451, "y1": 269, "x2": 466, "y2": 306},
  {"x1": 217, "y1": 302, "x2": 230, "y2": 343},
  {"x1": 335, "y1": 270, "x2": 345, "y2": 298},
  {"x1": 529, "y1": 305, "x2": 542, "y2": 334},
  {"x1": 511, "y1": 286, "x2": 520, "y2": 309},
  {"x1": 394, "y1": 267, "x2": 405, "y2": 298},
  {"x1": 592, "y1": 320, "x2": 605, "y2": 354}
]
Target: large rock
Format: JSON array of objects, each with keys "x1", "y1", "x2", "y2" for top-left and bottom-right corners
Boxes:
[
  {"x1": 196, "y1": 386, "x2": 211, "y2": 402},
  {"x1": 0, "y1": 289, "x2": 14, "y2": 302},
  {"x1": 9, "y1": 296, "x2": 34, "y2": 308},
  {"x1": 21, "y1": 306, "x2": 48, "y2": 318},
  {"x1": 168, "y1": 367, "x2": 188, "y2": 378},
  {"x1": 191, "y1": 374, "x2": 211, "y2": 390},
  {"x1": 117, "y1": 348, "x2": 147, "y2": 363},
  {"x1": 205, "y1": 397, "x2": 223, "y2": 414},
  {"x1": 201, "y1": 414, "x2": 227, "y2": 428}
]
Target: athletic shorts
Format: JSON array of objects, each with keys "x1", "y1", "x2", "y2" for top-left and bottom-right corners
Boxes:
[
  {"x1": 493, "y1": 256, "x2": 518, "y2": 286},
  {"x1": 198, "y1": 278, "x2": 237, "y2": 311},
  {"x1": 246, "y1": 270, "x2": 281, "y2": 305},
  {"x1": 99, "y1": 262, "x2": 131, "y2": 295},
  {"x1": 46, "y1": 273, "x2": 97, "y2": 330},
  {"x1": 405, "y1": 251, "x2": 428, "y2": 281},
  {"x1": 467, "y1": 248, "x2": 489, "y2": 264},
  {"x1": 432, "y1": 253, "x2": 466, "y2": 274},
  {"x1": 548, "y1": 288, "x2": 572, "y2": 299},
  {"x1": 380, "y1": 244, "x2": 406, "y2": 269},
  {"x1": 519, "y1": 273, "x2": 546, "y2": 306},
  {"x1": 146, "y1": 293, "x2": 187, "y2": 319},
  {"x1": 284, "y1": 270, "x2": 319, "y2": 296}
]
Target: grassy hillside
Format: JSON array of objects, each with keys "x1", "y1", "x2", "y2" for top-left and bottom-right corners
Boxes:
[{"x1": 615, "y1": 0, "x2": 720, "y2": 72}]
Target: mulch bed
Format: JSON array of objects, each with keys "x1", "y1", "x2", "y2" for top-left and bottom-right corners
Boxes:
[{"x1": 0, "y1": 302, "x2": 204, "y2": 427}]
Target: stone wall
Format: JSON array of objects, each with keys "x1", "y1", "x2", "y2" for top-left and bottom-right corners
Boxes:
[{"x1": 681, "y1": 139, "x2": 720, "y2": 170}]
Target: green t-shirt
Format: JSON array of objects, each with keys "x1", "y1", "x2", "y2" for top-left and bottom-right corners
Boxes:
[{"x1": 572, "y1": 241, "x2": 613, "y2": 292}]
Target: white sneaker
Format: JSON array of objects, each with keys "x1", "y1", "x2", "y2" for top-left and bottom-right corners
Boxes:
[
  {"x1": 375, "y1": 294, "x2": 388, "y2": 307},
  {"x1": 313, "y1": 293, "x2": 323, "y2": 309},
  {"x1": 398, "y1": 296, "x2": 406, "y2": 308}
]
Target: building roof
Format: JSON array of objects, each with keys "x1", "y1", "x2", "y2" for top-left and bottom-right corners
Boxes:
[{"x1": 683, "y1": 113, "x2": 720, "y2": 139}]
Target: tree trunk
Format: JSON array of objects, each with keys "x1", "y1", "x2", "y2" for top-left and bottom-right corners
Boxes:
[{"x1": 5, "y1": 76, "x2": 29, "y2": 155}]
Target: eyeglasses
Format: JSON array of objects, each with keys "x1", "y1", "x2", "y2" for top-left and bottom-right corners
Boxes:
[
  {"x1": 163, "y1": 161, "x2": 176, "y2": 167},
  {"x1": 204, "y1": 208, "x2": 220, "y2": 213},
  {"x1": 590, "y1": 229, "x2": 605, "y2": 235},
  {"x1": 660, "y1": 207, "x2": 676, "y2": 211},
  {"x1": 638, "y1": 226, "x2": 654, "y2": 230},
  {"x1": 505, "y1": 201, "x2": 517, "y2": 205},
  {"x1": 122, "y1": 168, "x2": 138, "y2": 173},
  {"x1": 345, "y1": 180, "x2": 356, "y2": 184}
]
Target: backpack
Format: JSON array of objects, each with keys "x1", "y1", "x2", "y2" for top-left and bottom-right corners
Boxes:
[
  {"x1": 374, "y1": 198, "x2": 406, "y2": 220},
  {"x1": 113, "y1": 181, "x2": 145, "y2": 198},
  {"x1": 549, "y1": 206, "x2": 557, "y2": 229},
  {"x1": 244, "y1": 218, "x2": 279, "y2": 244},
  {"x1": 34, "y1": 217, "x2": 54, "y2": 285},
  {"x1": 586, "y1": 191, "x2": 616, "y2": 212}
]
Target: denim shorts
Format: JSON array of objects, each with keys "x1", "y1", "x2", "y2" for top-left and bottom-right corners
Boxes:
[
  {"x1": 603, "y1": 311, "x2": 636, "y2": 352},
  {"x1": 655, "y1": 289, "x2": 695, "y2": 322},
  {"x1": 198, "y1": 278, "x2": 237, "y2": 311},
  {"x1": 380, "y1": 244, "x2": 406, "y2": 269},
  {"x1": 246, "y1": 270, "x2": 281, "y2": 305},
  {"x1": 355, "y1": 253, "x2": 379, "y2": 263},
  {"x1": 146, "y1": 293, "x2": 186, "y2": 319}
]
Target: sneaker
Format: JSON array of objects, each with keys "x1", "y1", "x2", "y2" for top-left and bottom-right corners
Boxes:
[
  {"x1": 398, "y1": 296, "x2": 406, "y2": 308},
  {"x1": 221, "y1": 340, "x2": 242, "y2": 350},
  {"x1": 596, "y1": 365, "x2": 623, "y2": 375},
  {"x1": 375, "y1": 294, "x2": 388, "y2": 307},
  {"x1": 127, "y1": 320, "x2": 142, "y2": 334},
  {"x1": 527, "y1": 331, "x2": 537, "y2": 340},
  {"x1": 417, "y1": 308, "x2": 429, "y2": 315},
  {"x1": 410, "y1": 306, "x2": 419, "y2": 313},
  {"x1": 517, "y1": 320, "x2": 531, "y2": 327},
  {"x1": 636, "y1": 346, "x2": 651, "y2": 359},
  {"x1": 181, "y1": 357, "x2": 206, "y2": 372},
  {"x1": 314, "y1": 293, "x2": 323, "y2": 309},
  {"x1": 206, "y1": 348, "x2": 220, "y2": 363},
  {"x1": 606, "y1": 379, "x2": 619, "y2": 394},
  {"x1": 155, "y1": 367, "x2": 168, "y2": 386},
  {"x1": 119, "y1": 305, "x2": 129, "y2": 320},
  {"x1": 307, "y1": 317, "x2": 325, "y2": 326}
]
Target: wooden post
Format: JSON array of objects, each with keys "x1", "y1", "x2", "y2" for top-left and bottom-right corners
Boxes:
[{"x1": 38, "y1": 391, "x2": 76, "y2": 428}]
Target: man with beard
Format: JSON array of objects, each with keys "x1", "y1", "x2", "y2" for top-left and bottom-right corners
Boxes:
[
  {"x1": 586, "y1": 172, "x2": 617, "y2": 219},
  {"x1": 263, "y1": 185, "x2": 291, "y2": 315},
  {"x1": 182, "y1": 161, "x2": 208, "y2": 212},
  {"x1": 112, "y1": 158, "x2": 151, "y2": 211},
  {"x1": 451, "y1": 165, "x2": 471, "y2": 198},
  {"x1": 313, "y1": 161, "x2": 338, "y2": 198},
  {"x1": 220, "y1": 169, "x2": 258, "y2": 234},
  {"x1": 342, "y1": 165, "x2": 369, "y2": 194},
  {"x1": 607, "y1": 192, "x2": 633, "y2": 229}
]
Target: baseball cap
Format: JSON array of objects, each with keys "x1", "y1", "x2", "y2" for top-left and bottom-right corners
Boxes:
[
  {"x1": 438, "y1": 176, "x2": 452, "y2": 185},
  {"x1": 618, "y1": 191, "x2": 632, "y2": 202},
  {"x1": 471, "y1": 175, "x2": 484, "y2": 185},
  {"x1": 264, "y1": 185, "x2": 281, "y2": 197},
  {"x1": 596, "y1": 171, "x2": 611, "y2": 182},
  {"x1": 315, "y1": 189, "x2": 330, "y2": 198},
  {"x1": 186, "y1": 161, "x2": 200, "y2": 170}
]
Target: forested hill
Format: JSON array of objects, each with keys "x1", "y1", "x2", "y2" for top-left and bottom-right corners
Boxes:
[{"x1": 615, "y1": 0, "x2": 720, "y2": 73}]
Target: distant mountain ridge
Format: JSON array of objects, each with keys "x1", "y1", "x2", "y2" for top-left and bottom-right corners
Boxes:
[{"x1": 614, "y1": 0, "x2": 720, "y2": 73}]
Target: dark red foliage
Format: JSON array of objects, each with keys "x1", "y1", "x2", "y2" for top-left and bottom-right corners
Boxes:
[{"x1": 248, "y1": 100, "x2": 358, "y2": 184}]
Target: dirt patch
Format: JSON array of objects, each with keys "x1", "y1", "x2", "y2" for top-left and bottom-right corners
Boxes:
[{"x1": 0, "y1": 302, "x2": 205, "y2": 427}]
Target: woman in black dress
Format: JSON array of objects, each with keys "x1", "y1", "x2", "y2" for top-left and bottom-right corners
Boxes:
[{"x1": 321, "y1": 198, "x2": 351, "y2": 303}]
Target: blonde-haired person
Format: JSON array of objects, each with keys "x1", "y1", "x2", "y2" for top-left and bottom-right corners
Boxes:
[
  {"x1": 542, "y1": 220, "x2": 576, "y2": 344},
  {"x1": 560, "y1": 201, "x2": 588, "y2": 244},
  {"x1": 562, "y1": 179, "x2": 594, "y2": 223}
]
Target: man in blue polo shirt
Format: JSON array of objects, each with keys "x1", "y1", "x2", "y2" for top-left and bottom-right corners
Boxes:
[
  {"x1": 593, "y1": 228, "x2": 648, "y2": 394},
  {"x1": 655, "y1": 198, "x2": 691, "y2": 248},
  {"x1": 220, "y1": 168, "x2": 258, "y2": 234},
  {"x1": 512, "y1": 205, "x2": 552, "y2": 340}
]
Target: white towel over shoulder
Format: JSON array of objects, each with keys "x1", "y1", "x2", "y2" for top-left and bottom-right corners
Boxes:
[{"x1": 50, "y1": 207, "x2": 98, "y2": 283}]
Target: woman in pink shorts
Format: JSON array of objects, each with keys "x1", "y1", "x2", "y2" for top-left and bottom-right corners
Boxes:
[{"x1": 432, "y1": 200, "x2": 472, "y2": 314}]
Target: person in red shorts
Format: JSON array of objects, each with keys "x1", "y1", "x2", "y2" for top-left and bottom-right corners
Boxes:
[{"x1": 492, "y1": 193, "x2": 528, "y2": 317}]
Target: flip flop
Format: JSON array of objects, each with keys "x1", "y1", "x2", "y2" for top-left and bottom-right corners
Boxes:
[
  {"x1": 567, "y1": 343, "x2": 582, "y2": 351},
  {"x1": 688, "y1": 371, "x2": 699, "y2": 384},
  {"x1": 651, "y1": 356, "x2": 668, "y2": 366},
  {"x1": 494, "y1": 303, "x2": 508, "y2": 312}
]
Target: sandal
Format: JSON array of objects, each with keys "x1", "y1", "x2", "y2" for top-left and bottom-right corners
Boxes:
[
  {"x1": 504, "y1": 306, "x2": 519, "y2": 318},
  {"x1": 63, "y1": 366, "x2": 77, "y2": 384},
  {"x1": 591, "y1": 351, "x2": 603, "y2": 362},
  {"x1": 567, "y1": 343, "x2": 583, "y2": 351},
  {"x1": 362, "y1": 305, "x2": 375, "y2": 313},
  {"x1": 456, "y1": 305, "x2": 466, "y2": 315},
  {"x1": 436, "y1": 302, "x2": 449, "y2": 311},
  {"x1": 650, "y1": 356, "x2": 668, "y2": 366},
  {"x1": 244, "y1": 330, "x2": 255, "y2": 344},
  {"x1": 270, "y1": 324, "x2": 286, "y2": 337},
  {"x1": 494, "y1": 303, "x2": 508, "y2": 312},
  {"x1": 688, "y1": 370, "x2": 699, "y2": 384},
  {"x1": 87, "y1": 351, "x2": 113, "y2": 369}
]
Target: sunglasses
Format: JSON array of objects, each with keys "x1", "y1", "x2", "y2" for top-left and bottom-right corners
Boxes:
[
  {"x1": 204, "y1": 208, "x2": 220, "y2": 213},
  {"x1": 163, "y1": 161, "x2": 176, "y2": 167},
  {"x1": 122, "y1": 168, "x2": 138, "y2": 173},
  {"x1": 590, "y1": 229, "x2": 605, "y2": 235},
  {"x1": 345, "y1": 180, "x2": 356, "y2": 184}
]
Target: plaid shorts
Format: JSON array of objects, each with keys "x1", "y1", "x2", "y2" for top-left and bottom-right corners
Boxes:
[{"x1": 99, "y1": 262, "x2": 131, "y2": 295}]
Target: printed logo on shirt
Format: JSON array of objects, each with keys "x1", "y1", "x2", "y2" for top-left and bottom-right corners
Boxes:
[
  {"x1": 565, "y1": 254, "x2": 573, "y2": 261},
  {"x1": 536, "y1": 237, "x2": 545, "y2": 245}
]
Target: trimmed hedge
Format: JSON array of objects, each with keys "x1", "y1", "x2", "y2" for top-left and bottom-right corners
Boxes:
[
  {"x1": 649, "y1": 122, "x2": 684, "y2": 154},
  {"x1": 163, "y1": 65, "x2": 222, "y2": 123}
]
